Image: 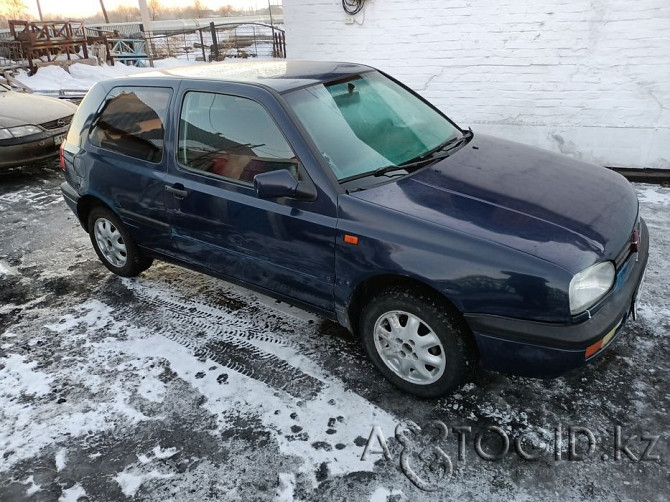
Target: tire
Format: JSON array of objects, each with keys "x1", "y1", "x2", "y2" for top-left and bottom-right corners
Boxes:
[
  {"x1": 359, "y1": 287, "x2": 473, "y2": 398},
  {"x1": 88, "y1": 206, "x2": 153, "y2": 277}
]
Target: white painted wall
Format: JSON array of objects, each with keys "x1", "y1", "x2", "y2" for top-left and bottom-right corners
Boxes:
[{"x1": 284, "y1": 0, "x2": 670, "y2": 169}]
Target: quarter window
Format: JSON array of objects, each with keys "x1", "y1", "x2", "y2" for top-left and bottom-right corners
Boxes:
[
  {"x1": 89, "y1": 86, "x2": 172, "y2": 163},
  {"x1": 178, "y1": 92, "x2": 298, "y2": 183}
]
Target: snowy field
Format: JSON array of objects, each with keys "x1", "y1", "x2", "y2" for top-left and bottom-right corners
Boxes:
[{"x1": 0, "y1": 161, "x2": 668, "y2": 501}]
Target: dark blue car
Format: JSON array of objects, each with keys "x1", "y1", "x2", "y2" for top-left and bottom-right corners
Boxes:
[{"x1": 60, "y1": 61, "x2": 648, "y2": 397}]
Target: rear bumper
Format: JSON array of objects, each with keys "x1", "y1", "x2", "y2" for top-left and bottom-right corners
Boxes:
[
  {"x1": 465, "y1": 218, "x2": 649, "y2": 378},
  {"x1": 61, "y1": 181, "x2": 80, "y2": 217}
]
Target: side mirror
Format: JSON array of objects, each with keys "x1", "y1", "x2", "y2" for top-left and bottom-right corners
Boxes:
[{"x1": 254, "y1": 169, "x2": 316, "y2": 200}]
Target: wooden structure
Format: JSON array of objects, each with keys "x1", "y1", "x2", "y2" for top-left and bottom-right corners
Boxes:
[
  {"x1": 0, "y1": 18, "x2": 287, "y2": 73},
  {"x1": 7, "y1": 20, "x2": 90, "y2": 73}
]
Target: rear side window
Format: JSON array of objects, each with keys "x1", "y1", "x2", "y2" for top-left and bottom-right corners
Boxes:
[
  {"x1": 66, "y1": 83, "x2": 108, "y2": 147},
  {"x1": 178, "y1": 91, "x2": 298, "y2": 183},
  {"x1": 89, "y1": 86, "x2": 172, "y2": 163}
]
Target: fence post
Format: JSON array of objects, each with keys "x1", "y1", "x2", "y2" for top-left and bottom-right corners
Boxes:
[
  {"x1": 198, "y1": 29, "x2": 206, "y2": 62},
  {"x1": 209, "y1": 22, "x2": 219, "y2": 61}
]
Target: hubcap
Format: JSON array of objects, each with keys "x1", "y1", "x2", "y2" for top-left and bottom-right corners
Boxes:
[
  {"x1": 93, "y1": 218, "x2": 127, "y2": 268},
  {"x1": 373, "y1": 311, "x2": 446, "y2": 385}
]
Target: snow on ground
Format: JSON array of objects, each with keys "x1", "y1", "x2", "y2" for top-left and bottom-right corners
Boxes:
[
  {"x1": 13, "y1": 58, "x2": 198, "y2": 92},
  {"x1": 0, "y1": 165, "x2": 668, "y2": 501},
  {"x1": 57, "y1": 483, "x2": 86, "y2": 502},
  {"x1": 13, "y1": 56, "x2": 276, "y2": 93}
]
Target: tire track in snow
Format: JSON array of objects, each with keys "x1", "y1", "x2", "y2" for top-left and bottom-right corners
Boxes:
[{"x1": 118, "y1": 278, "x2": 325, "y2": 399}]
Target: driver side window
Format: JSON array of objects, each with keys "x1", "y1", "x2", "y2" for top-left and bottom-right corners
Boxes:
[{"x1": 178, "y1": 92, "x2": 298, "y2": 184}]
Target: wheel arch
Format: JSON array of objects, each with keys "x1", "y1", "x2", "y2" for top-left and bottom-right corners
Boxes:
[
  {"x1": 347, "y1": 274, "x2": 473, "y2": 340},
  {"x1": 77, "y1": 194, "x2": 114, "y2": 232}
]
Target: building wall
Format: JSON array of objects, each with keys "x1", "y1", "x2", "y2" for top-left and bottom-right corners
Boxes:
[{"x1": 284, "y1": 0, "x2": 670, "y2": 168}]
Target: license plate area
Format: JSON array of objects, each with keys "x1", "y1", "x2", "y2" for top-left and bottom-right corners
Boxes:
[{"x1": 53, "y1": 133, "x2": 66, "y2": 146}]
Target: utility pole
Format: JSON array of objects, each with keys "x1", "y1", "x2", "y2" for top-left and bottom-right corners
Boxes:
[
  {"x1": 99, "y1": 0, "x2": 110, "y2": 23},
  {"x1": 268, "y1": 1, "x2": 275, "y2": 28},
  {"x1": 137, "y1": 0, "x2": 154, "y2": 67},
  {"x1": 268, "y1": 1, "x2": 277, "y2": 57},
  {"x1": 36, "y1": 0, "x2": 43, "y2": 21},
  {"x1": 137, "y1": 0, "x2": 152, "y2": 33}
]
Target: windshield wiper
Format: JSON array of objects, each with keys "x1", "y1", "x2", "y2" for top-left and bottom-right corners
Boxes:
[
  {"x1": 340, "y1": 129, "x2": 473, "y2": 184},
  {"x1": 416, "y1": 129, "x2": 473, "y2": 161},
  {"x1": 340, "y1": 156, "x2": 440, "y2": 184}
]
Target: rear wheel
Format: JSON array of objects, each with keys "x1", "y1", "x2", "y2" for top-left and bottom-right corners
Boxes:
[
  {"x1": 359, "y1": 287, "x2": 472, "y2": 397},
  {"x1": 88, "y1": 207, "x2": 152, "y2": 277}
]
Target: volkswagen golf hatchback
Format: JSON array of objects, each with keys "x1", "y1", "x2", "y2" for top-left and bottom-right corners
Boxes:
[{"x1": 60, "y1": 61, "x2": 648, "y2": 397}]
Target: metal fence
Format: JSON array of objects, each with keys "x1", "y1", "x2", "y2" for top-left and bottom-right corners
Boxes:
[
  {"x1": 83, "y1": 22, "x2": 285, "y2": 67},
  {"x1": 1, "y1": 18, "x2": 286, "y2": 73}
]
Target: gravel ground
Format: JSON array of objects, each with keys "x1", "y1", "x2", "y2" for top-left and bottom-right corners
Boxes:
[{"x1": 0, "y1": 162, "x2": 668, "y2": 501}]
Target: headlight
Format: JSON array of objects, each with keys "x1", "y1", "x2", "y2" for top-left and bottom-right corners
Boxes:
[
  {"x1": 0, "y1": 125, "x2": 43, "y2": 139},
  {"x1": 569, "y1": 262, "x2": 615, "y2": 315}
]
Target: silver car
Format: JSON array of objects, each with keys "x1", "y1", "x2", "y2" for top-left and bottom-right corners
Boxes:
[{"x1": 0, "y1": 84, "x2": 78, "y2": 168}]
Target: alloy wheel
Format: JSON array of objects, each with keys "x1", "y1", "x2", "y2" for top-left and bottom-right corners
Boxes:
[{"x1": 373, "y1": 310, "x2": 446, "y2": 385}]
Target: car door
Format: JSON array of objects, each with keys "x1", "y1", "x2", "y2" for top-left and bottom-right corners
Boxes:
[
  {"x1": 85, "y1": 85, "x2": 174, "y2": 255},
  {"x1": 164, "y1": 85, "x2": 337, "y2": 311}
]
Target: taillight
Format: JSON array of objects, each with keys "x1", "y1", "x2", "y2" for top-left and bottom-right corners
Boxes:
[{"x1": 59, "y1": 143, "x2": 65, "y2": 170}]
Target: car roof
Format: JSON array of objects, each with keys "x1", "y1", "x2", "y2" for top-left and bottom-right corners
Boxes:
[{"x1": 119, "y1": 60, "x2": 375, "y2": 93}]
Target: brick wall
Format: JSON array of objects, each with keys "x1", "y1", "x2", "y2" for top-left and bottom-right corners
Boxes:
[{"x1": 284, "y1": 0, "x2": 670, "y2": 169}]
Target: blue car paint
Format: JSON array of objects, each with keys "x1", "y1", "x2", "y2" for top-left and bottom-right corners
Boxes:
[
  {"x1": 160, "y1": 81, "x2": 338, "y2": 310},
  {"x1": 473, "y1": 219, "x2": 648, "y2": 377},
  {"x1": 60, "y1": 61, "x2": 648, "y2": 379}
]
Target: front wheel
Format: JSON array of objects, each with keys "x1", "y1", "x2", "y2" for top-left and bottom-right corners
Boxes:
[
  {"x1": 359, "y1": 288, "x2": 473, "y2": 397},
  {"x1": 88, "y1": 207, "x2": 153, "y2": 277}
]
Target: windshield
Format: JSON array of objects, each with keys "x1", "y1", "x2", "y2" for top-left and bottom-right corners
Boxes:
[{"x1": 283, "y1": 71, "x2": 460, "y2": 181}]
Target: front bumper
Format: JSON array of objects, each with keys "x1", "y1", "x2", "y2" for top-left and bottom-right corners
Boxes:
[
  {"x1": 465, "y1": 218, "x2": 649, "y2": 378},
  {"x1": 0, "y1": 128, "x2": 68, "y2": 168}
]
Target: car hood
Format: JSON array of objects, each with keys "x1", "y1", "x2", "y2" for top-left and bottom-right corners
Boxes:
[
  {"x1": 351, "y1": 134, "x2": 638, "y2": 273},
  {"x1": 0, "y1": 91, "x2": 78, "y2": 128}
]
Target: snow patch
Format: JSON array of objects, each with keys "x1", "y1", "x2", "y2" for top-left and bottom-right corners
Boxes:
[
  {"x1": 370, "y1": 487, "x2": 403, "y2": 501},
  {"x1": 15, "y1": 57, "x2": 249, "y2": 94},
  {"x1": 135, "y1": 363, "x2": 168, "y2": 404},
  {"x1": 0, "y1": 353, "x2": 53, "y2": 397},
  {"x1": 0, "y1": 262, "x2": 16, "y2": 276},
  {"x1": 153, "y1": 445, "x2": 179, "y2": 459},
  {"x1": 636, "y1": 184, "x2": 670, "y2": 206},
  {"x1": 55, "y1": 449, "x2": 67, "y2": 471},
  {"x1": 22, "y1": 475, "x2": 41, "y2": 496},
  {"x1": 124, "y1": 332, "x2": 398, "y2": 479},
  {"x1": 276, "y1": 473, "x2": 296, "y2": 501},
  {"x1": 114, "y1": 467, "x2": 173, "y2": 498},
  {"x1": 58, "y1": 483, "x2": 86, "y2": 502},
  {"x1": 138, "y1": 445, "x2": 179, "y2": 464}
]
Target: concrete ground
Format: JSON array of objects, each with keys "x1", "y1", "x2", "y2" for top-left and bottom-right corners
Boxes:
[{"x1": 0, "y1": 162, "x2": 668, "y2": 501}]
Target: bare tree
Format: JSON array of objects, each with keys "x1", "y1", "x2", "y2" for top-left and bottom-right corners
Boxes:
[
  {"x1": 113, "y1": 4, "x2": 140, "y2": 23},
  {"x1": 1, "y1": 0, "x2": 28, "y2": 20},
  {"x1": 148, "y1": 0, "x2": 163, "y2": 21},
  {"x1": 218, "y1": 4, "x2": 235, "y2": 17},
  {"x1": 192, "y1": 0, "x2": 206, "y2": 19}
]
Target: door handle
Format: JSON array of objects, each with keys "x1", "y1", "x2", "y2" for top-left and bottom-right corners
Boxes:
[{"x1": 165, "y1": 184, "x2": 188, "y2": 199}]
